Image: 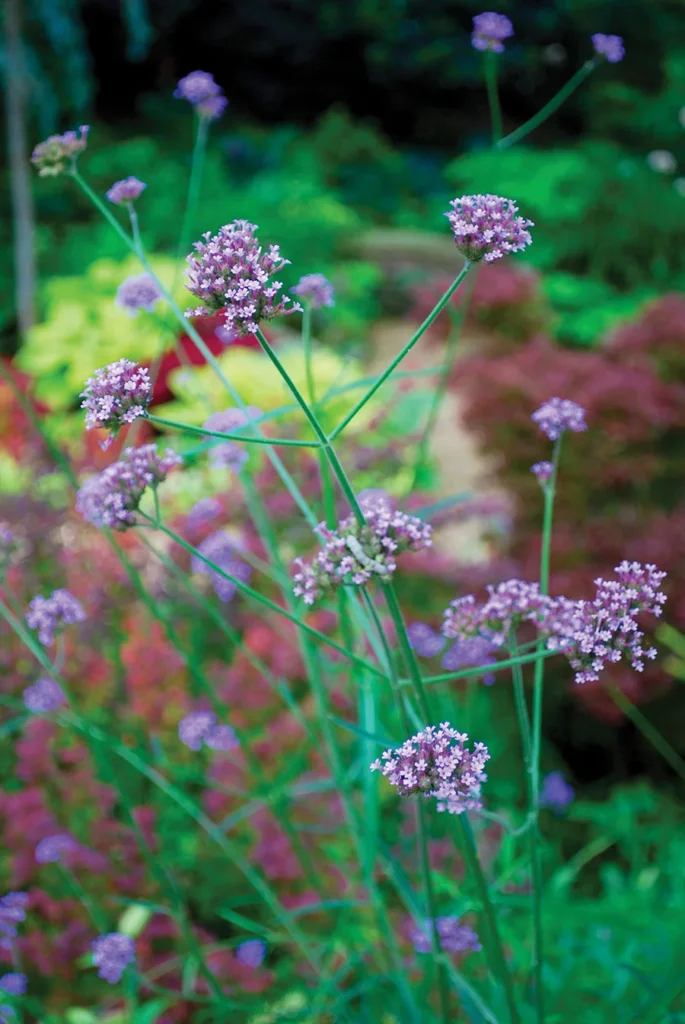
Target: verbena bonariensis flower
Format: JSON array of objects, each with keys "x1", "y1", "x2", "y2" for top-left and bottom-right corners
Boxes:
[
  {"x1": 190, "y1": 530, "x2": 252, "y2": 601},
  {"x1": 26, "y1": 590, "x2": 86, "y2": 646},
  {"x1": 591, "y1": 33, "x2": 625, "y2": 63},
  {"x1": 0, "y1": 973, "x2": 27, "y2": 995},
  {"x1": 115, "y1": 273, "x2": 162, "y2": 316},
  {"x1": 291, "y1": 273, "x2": 335, "y2": 309},
  {"x1": 105, "y1": 177, "x2": 146, "y2": 205},
  {"x1": 197, "y1": 94, "x2": 229, "y2": 121},
  {"x1": 0, "y1": 892, "x2": 28, "y2": 945},
  {"x1": 293, "y1": 503, "x2": 433, "y2": 605},
  {"x1": 35, "y1": 834, "x2": 79, "y2": 864},
  {"x1": 174, "y1": 70, "x2": 221, "y2": 104},
  {"x1": 76, "y1": 445, "x2": 182, "y2": 531},
  {"x1": 178, "y1": 711, "x2": 239, "y2": 752},
  {"x1": 531, "y1": 397, "x2": 587, "y2": 441},
  {"x1": 441, "y1": 636, "x2": 497, "y2": 684},
  {"x1": 184, "y1": 220, "x2": 301, "y2": 335},
  {"x1": 407, "y1": 622, "x2": 446, "y2": 658},
  {"x1": 409, "y1": 916, "x2": 482, "y2": 955},
  {"x1": 236, "y1": 939, "x2": 267, "y2": 967},
  {"x1": 81, "y1": 359, "x2": 151, "y2": 443},
  {"x1": 546, "y1": 561, "x2": 667, "y2": 684},
  {"x1": 445, "y1": 195, "x2": 533, "y2": 264},
  {"x1": 31, "y1": 125, "x2": 89, "y2": 176},
  {"x1": 442, "y1": 579, "x2": 551, "y2": 648},
  {"x1": 370, "y1": 723, "x2": 490, "y2": 815},
  {"x1": 23, "y1": 678, "x2": 66, "y2": 712},
  {"x1": 91, "y1": 933, "x2": 135, "y2": 984},
  {"x1": 186, "y1": 497, "x2": 221, "y2": 531},
  {"x1": 531, "y1": 460, "x2": 554, "y2": 483},
  {"x1": 539, "y1": 771, "x2": 574, "y2": 812},
  {"x1": 203, "y1": 406, "x2": 263, "y2": 472},
  {"x1": 471, "y1": 12, "x2": 514, "y2": 53}
]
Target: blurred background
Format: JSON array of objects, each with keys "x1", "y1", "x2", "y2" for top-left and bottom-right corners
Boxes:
[{"x1": 4, "y1": 0, "x2": 685, "y2": 795}]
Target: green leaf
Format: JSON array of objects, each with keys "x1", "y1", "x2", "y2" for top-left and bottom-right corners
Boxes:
[{"x1": 328, "y1": 715, "x2": 397, "y2": 746}]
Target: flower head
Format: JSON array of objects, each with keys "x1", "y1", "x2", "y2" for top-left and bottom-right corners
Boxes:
[
  {"x1": 531, "y1": 397, "x2": 587, "y2": 441},
  {"x1": 443, "y1": 579, "x2": 550, "y2": 648},
  {"x1": 203, "y1": 406, "x2": 262, "y2": 473},
  {"x1": 91, "y1": 933, "x2": 135, "y2": 984},
  {"x1": 409, "y1": 916, "x2": 482, "y2": 955},
  {"x1": 76, "y1": 445, "x2": 182, "y2": 531},
  {"x1": 291, "y1": 274, "x2": 335, "y2": 309},
  {"x1": 187, "y1": 497, "x2": 222, "y2": 531},
  {"x1": 178, "y1": 711, "x2": 239, "y2": 752},
  {"x1": 0, "y1": 893, "x2": 28, "y2": 945},
  {"x1": 0, "y1": 973, "x2": 27, "y2": 996},
  {"x1": 35, "y1": 834, "x2": 79, "y2": 864},
  {"x1": 407, "y1": 622, "x2": 446, "y2": 658},
  {"x1": 185, "y1": 220, "x2": 300, "y2": 335},
  {"x1": 115, "y1": 273, "x2": 162, "y2": 316},
  {"x1": 236, "y1": 939, "x2": 267, "y2": 968},
  {"x1": 441, "y1": 636, "x2": 497, "y2": 685},
  {"x1": 293, "y1": 504, "x2": 432, "y2": 605},
  {"x1": 197, "y1": 94, "x2": 229, "y2": 121},
  {"x1": 23, "y1": 678, "x2": 66, "y2": 713},
  {"x1": 31, "y1": 125, "x2": 89, "y2": 177},
  {"x1": 81, "y1": 359, "x2": 151, "y2": 443},
  {"x1": 539, "y1": 771, "x2": 574, "y2": 812},
  {"x1": 591, "y1": 33, "x2": 624, "y2": 63},
  {"x1": 471, "y1": 12, "x2": 514, "y2": 53},
  {"x1": 531, "y1": 460, "x2": 554, "y2": 483},
  {"x1": 446, "y1": 195, "x2": 533, "y2": 264},
  {"x1": 190, "y1": 530, "x2": 252, "y2": 601},
  {"x1": 371, "y1": 723, "x2": 490, "y2": 815},
  {"x1": 174, "y1": 70, "x2": 221, "y2": 104},
  {"x1": 105, "y1": 177, "x2": 146, "y2": 206},
  {"x1": 26, "y1": 590, "x2": 85, "y2": 646}
]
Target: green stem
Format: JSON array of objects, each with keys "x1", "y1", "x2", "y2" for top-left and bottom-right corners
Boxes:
[
  {"x1": 484, "y1": 51, "x2": 503, "y2": 144},
  {"x1": 382, "y1": 583, "x2": 432, "y2": 722},
  {"x1": 302, "y1": 303, "x2": 315, "y2": 405},
  {"x1": 329, "y1": 264, "x2": 472, "y2": 440},
  {"x1": 510, "y1": 639, "x2": 543, "y2": 1024},
  {"x1": 417, "y1": 800, "x2": 452, "y2": 1023},
  {"x1": 147, "y1": 412, "x2": 321, "y2": 448},
  {"x1": 455, "y1": 815, "x2": 521, "y2": 1024},
  {"x1": 58, "y1": 862, "x2": 107, "y2": 930},
  {"x1": 411, "y1": 270, "x2": 478, "y2": 489},
  {"x1": 608, "y1": 686, "x2": 685, "y2": 786},
  {"x1": 173, "y1": 113, "x2": 209, "y2": 291},
  {"x1": 497, "y1": 61, "x2": 597, "y2": 150},
  {"x1": 422, "y1": 648, "x2": 556, "y2": 687}
]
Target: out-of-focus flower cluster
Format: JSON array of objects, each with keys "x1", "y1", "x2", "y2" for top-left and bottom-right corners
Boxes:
[
  {"x1": 31, "y1": 126, "x2": 89, "y2": 177},
  {"x1": 76, "y1": 445, "x2": 182, "y2": 531}
]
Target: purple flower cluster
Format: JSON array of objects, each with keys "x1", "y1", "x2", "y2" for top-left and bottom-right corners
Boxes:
[
  {"x1": 31, "y1": 125, "x2": 89, "y2": 177},
  {"x1": 81, "y1": 359, "x2": 151, "y2": 441},
  {"x1": 443, "y1": 579, "x2": 550, "y2": 648},
  {"x1": 293, "y1": 501, "x2": 433, "y2": 605},
  {"x1": 0, "y1": 892, "x2": 28, "y2": 946},
  {"x1": 0, "y1": 973, "x2": 27, "y2": 995},
  {"x1": 23, "y1": 678, "x2": 66, "y2": 713},
  {"x1": 186, "y1": 497, "x2": 221, "y2": 531},
  {"x1": 76, "y1": 445, "x2": 182, "y2": 531},
  {"x1": 116, "y1": 273, "x2": 162, "y2": 316},
  {"x1": 203, "y1": 406, "x2": 262, "y2": 472},
  {"x1": 539, "y1": 771, "x2": 574, "y2": 812},
  {"x1": 26, "y1": 590, "x2": 86, "y2": 647},
  {"x1": 91, "y1": 932, "x2": 136, "y2": 984},
  {"x1": 236, "y1": 938, "x2": 267, "y2": 967},
  {"x1": 105, "y1": 177, "x2": 146, "y2": 206},
  {"x1": 445, "y1": 194, "x2": 533, "y2": 264},
  {"x1": 471, "y1": 12, "x2": 514, "y2": 53},
  {"x1": 407, "y1": 623, "x2": 496, "y2": 683},
  {"x1": 547, "y1": 561, "x2": 666, "y2": 684},
  {"x1": 35, "y1": 834, "x2": 79, "y2": 864},
  {"x1": 178, "y1": 711, "x2": 239, "y2": 752},
  {"x1": 531, "y1": 460, "x2": 554, "y2": 483},
  {"x1": 190, "y1": 530, "x2": 252, "y2": 601},
  {"x1": 409, "y1": 916, "x2": 482, "y2": 955},
  {"x1": 371, "y1": 723, "x2": 490, "y2": 815},
  {"x1": 591, "y1": 33, "x2": 625, "y2": 63},
  {"x1": 531, "y1": 397, "x2": 587, "y2": 441},
  {"x1": 442, "y1": 562, "x2": 667, "y2": 686},
  {"x1": 185, "y1": 220, "x2": 300, "y2": 335},
  {"x1": 174, "y1": 71, "x2": 228, "y2": 120},
  {"x1": 291, "y1": 274, "x2": 335, "y2": 309}
]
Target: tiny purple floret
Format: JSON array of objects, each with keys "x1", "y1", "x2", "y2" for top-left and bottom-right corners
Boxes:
[
  {"x1": 531, "y1": 397, "x2": 587, "y2": 441},
  {"x1": 409, "y1": 916, "x2": 482, "y2": 955},
  {"x1": 471, "y1": 12, "x2": 514, "y2": 53},
  {"x1": 531, "y1": 461, "x2": 554, "y2": 483},
  {"x1": 174, "y1": 70, "x2": 221, "y2": 104},
  {"x1": 179, "y1": 711, "x2": 239, "y2": 752},
  {"x1": 235, "y1": 938, "x2": 267, "y2": 968},
  {"x1": 115, "y1": 274, "x2": 162, "y2": 316},
  {"x1": 23, "y1": 678, "x2": 66, "y2": 713},
  {"x1": 539, "y1": 771, "x2": 574, "y2": 812},
  {"x1": 291, "y1": 274, "x2": 335, "y2": 309},
  {"x1": 591, "y1": 33, "x2": 624, "y2": 63}
]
